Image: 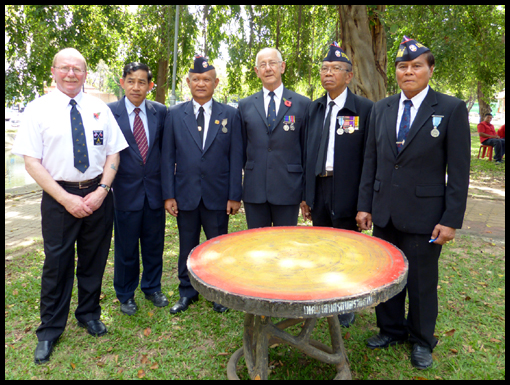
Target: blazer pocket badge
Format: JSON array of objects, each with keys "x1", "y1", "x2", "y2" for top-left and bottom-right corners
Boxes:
[
  {"x1": 221, "y1": 118, "x2": 228, "y2": 133},
  {"x1": 283, "y1": 115, "x2": 296, "y2": 131},
  {"x1": 336, "y1": 116, "x2": 359, "y2": 135},
  {"x1": 93, "y1": 130, "x2": 104, "y2": 145}
]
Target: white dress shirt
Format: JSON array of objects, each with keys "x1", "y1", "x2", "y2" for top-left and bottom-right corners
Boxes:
[
  {"x1": 192, "y1": 98, "x2": 213, "y2": 148},
  {"x1": 124, "y1": 97, "x2": 150, "y2": 147},
  {"x1": 262, "y1": 83, "x2": 284, "y2": 117},
  {"x1": 395, "y1": 85, "x2": 430, "y2": 138},
  {"x1": 324, "y1": 88, "x2": 348, "y2": 171},
  {"x1": 12, "y1": 89, "x2": 128, "y2": 182}
]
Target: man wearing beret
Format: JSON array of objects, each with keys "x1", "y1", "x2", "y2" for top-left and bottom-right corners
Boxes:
[
  {"x1": 239, "y1": 48, "x2": 311, "y2": 228},
  {"x1": 357, "y1": 36, "x2": 470, "y2": 369},
  {"x1": 303, "y1": 42, "x2": 374, "y2": 328},
  {"x1": 161, "y1": 56, "x2": 243, "y2": 314}
]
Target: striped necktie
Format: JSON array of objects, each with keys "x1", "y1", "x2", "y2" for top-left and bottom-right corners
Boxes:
[{"x1": 133, "y1": 108, "x2": 148, "y2": 163}]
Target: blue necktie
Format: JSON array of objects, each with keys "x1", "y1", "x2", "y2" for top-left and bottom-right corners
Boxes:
[
  {"x1": 397, "y1": 99, "x2": 413, "y2": 153},
  {"x1": 267, "y1": 91, "x2": 276, "y2": 132},
  {"x1": 70, "y1": 99, "x2": 89, "y2": 173}
]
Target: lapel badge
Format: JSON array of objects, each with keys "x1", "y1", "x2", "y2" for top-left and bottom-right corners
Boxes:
[
  {"x1": 215, "y1": 120, "x2": 220, "y2": 125},
  {"x1": 283, "y1": 98, "x2": 292, "y2": 108}
]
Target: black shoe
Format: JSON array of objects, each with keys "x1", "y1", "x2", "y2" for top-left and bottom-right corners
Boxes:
[
  {"x1": 366, "y1": 333, "x2": 407, "y2": 349},
  {"x1": 338, "y1": 312, "x2": 356, "y2": 328},
  {"x1": 169, "y1": 296, "x2": 199, "y2": 314},
  {"x1": 77, "y1": 319, "x2": 108, "y2": 337},
  {"x1": 212, "y1": 302, "x2": 229, "y2": 313},
  {"x1": 145, "y1": 291, "x2": 169, "y2": 307},
  {"x1": 411, "y1": 344, "x2": 433, "y2": 370},
  {"x1": 34, "y1": 340, "x2": 56, "y2": 364},
  {"x1": 120, "y1": 297, "x2": 138, "y2": 316}
]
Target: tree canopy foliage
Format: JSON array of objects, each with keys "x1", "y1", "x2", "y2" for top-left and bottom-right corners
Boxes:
[{"x1": 5, "y1": 5, "x2": 505, "y2": 110}]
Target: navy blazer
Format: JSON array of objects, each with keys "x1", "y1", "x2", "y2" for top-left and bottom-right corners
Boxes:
[
  {"x1": 305, "y1": 89, "x2": 373, "y2": 219},
  {"x1": 239, "y1": 87, "x2": 311, "y2": 205},
  {"x1": 357, "y1": 88, "x2": 471, "y2": 234},
  {"x1": 161, "y1": 99, "x2": 243, "y2": 211},
  {"x1": 108, "y1": 97, "x2": 167, "y2": 211}
]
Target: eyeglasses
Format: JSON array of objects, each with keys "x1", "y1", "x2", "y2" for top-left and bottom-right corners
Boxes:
[
  {"x1": 320, "y1": 66, "x2": 350, "y2": 74},
  {"x1": 257, "y1": 61, "x2": 282, "y2": 70},
  {"x1": 53, "y1": 66, "x2": 85, "y2": 75}
]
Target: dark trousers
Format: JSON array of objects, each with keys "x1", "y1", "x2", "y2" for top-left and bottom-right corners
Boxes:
[
  {"x1": 176, "y1": 199, "x2": 229, "y2": 298},
  {"x1": 244, "y1": 202, "x2": 300, "y2": 229},
  {"x1": 311, "y1": 176, "x2": 358, "y2": 231},
  {"x1": 483, "y1": 138, "x2": 505, "y2": 161},
  {"x1": 36, "y1": 186, "x2": 114, "y2": 342},
  {"x1": 113, "y1": 196, "x2": 165, "y2": 304},
  {"x1": 373, "y1": 220, "x2": 442, "y2": 350}
]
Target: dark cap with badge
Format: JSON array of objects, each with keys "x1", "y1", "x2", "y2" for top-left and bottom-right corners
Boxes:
[
  {"x1": 395, "y1": 36, "x2": 430, "y2": 63},
  {"x1": 190, "y1": 55, "x2": 215, "y2": 73},
  {"x1": 323, "y1": 42, "x2": 351, "y2": 65}
]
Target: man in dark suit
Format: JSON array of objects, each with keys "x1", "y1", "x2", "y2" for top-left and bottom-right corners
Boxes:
[
  {"x1": 108, "y1": 62, "x2": 169, "y2": 316},
  {"x1": 357, "y1": 36, "x2": 470, "y2": 370},
  {"x1": 302, "y1": 42, "x2": 374, "y2": 327},
  {"x1": 239, "y1": 48, "x2": 311, "y2": 228},
  {"x1": 161, "y1": 56, "x2": 243, "y2": 314}
]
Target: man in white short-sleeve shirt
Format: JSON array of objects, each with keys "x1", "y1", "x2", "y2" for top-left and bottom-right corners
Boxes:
[{"x1": 12, "y1": 48, "x2": 128, "y2": 365}]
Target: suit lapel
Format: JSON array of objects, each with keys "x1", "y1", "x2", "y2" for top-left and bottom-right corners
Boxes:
[
  {"x1": 399, "y1": 88, "x2": 437, "y2": 155},
  {"x1": 203, "y1": 99, "x2": 222, "y2": 154},
  {"x1": 183, "y1": 101, "x2": 203, "y2": 150},
  {"x1": 114, "y1": 97, "x2": 141, "y2": 159},
  {"x1": 384, "y1": 95, "x2": 400, "y2": 158},
  {"x1": 145, "y1": 100, "x2": 158, "y2": 157},
  {"x1": 272, "y1": 87, "x2": 292, "y2": 132},
  {"x1": 254, "y1": 90, "x2": 268, "y2": 128}
]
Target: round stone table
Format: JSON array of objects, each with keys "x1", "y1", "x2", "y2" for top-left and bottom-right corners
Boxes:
[{"x1": 188, "y1": 226, "x2": 408, "y2": 380}]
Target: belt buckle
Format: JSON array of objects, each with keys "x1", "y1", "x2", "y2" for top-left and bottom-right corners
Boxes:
[{"x1": 78, "y1": 180, "x2": 88, "y2": 189}]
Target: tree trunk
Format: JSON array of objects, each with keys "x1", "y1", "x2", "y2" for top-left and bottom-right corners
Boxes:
[
  {"x1": 477, "y1": 81, "x2": 492, "y2": 123},
  {"x1": 338, "y1": 5, "x2": 386, "y2": 102},
  {"x1": 155, "y1": 58, "x2": 168, "y2": 104}
]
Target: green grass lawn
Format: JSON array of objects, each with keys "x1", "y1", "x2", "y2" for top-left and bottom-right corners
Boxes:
[{"x1": 5, "y1": 207, "x2": 505, "y2": 379}]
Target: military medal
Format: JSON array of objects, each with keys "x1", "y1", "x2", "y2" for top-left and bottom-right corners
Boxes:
[
  {"x1": 283, "y1": 115, "x2": 295, "y2": 131},
  {"x1": 221, "y1": 118, "x2": 228, "y2": 133},
  {"x1": 431, "y1": 115, "x2": 443, "y2": 138},
  {"x1": 337, "y1": 116, "x2": 344, "y2": 135}
]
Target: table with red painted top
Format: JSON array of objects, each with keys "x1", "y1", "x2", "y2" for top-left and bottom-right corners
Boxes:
[{"x1": 188, "y1": 227, "x2": 408, "y2": 380}]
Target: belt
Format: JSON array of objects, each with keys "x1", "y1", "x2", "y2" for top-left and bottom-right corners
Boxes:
[
  {"x1": 318, "y1": 171, "x2": 334, "y2": 177},
  {"x1": 57, "y1": 174, "x2": 103, "y2": 189}
]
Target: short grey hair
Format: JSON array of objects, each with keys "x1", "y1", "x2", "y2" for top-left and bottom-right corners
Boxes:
[{"x1": 255, "y1": 48, "x2": 283, "y2": 65}]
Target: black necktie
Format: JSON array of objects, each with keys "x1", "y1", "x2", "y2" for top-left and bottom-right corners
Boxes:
[
  {"x1": 315, "y1": 101, "x2": 336, "y2": 176},
  {"x1": 70, "y1": 99, "x2": 89, "y2": 173},
  {"x1": 267, "y1": 91, "x2": 276, "y2": 132},
  {"x1": 197, "y1": 106, "x2": 205, "y2": 147}
]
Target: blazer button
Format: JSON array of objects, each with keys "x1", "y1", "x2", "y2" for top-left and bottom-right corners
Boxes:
[
  {"x1": 201, "y1": 174, "x2": 205, "y2": 179},
  {"x1": 268, "y1": 148, "x2": 272, "y2": 152},
  {"x1": 395, "y1": 165, "x2": 400, "y2": 169}
]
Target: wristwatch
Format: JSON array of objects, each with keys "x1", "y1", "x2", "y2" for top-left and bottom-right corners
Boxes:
[{"x1": 98, "y1": 183, "x2": 110, "y2": 192}]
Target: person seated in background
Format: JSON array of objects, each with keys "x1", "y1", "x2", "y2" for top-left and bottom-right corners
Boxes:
[{"x1": 477, "y1": 113, "x2": 505, "y2": 163}]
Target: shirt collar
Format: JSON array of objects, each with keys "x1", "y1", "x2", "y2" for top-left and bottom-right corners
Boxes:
[
  {"x1": 263, "y1": 83, "x2": 284, "y2": 100},
  {"x1": 192, "y1": 98, "x2": 213, "y2": 115},
  {"x1": 327, "y1": 87, "x2": 349, "y2": 110},
  {"x1": 53, "y1": 88, "x2": 84, "y2": 108},
  {"x1": 124, "y1": 96, "x2": 147, "y2": 116},
  {"x1": 400, "y1": 85, "x2": 429, "y2": 110}
]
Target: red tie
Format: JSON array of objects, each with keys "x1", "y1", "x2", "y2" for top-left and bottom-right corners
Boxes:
[{"x1": 133, "y1": 108, "x2": 148, "y2": 163}]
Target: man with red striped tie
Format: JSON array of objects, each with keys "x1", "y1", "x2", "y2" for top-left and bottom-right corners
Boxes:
[{"x1": 108, "y1": 62, "x2": 169, "y2": 316}]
